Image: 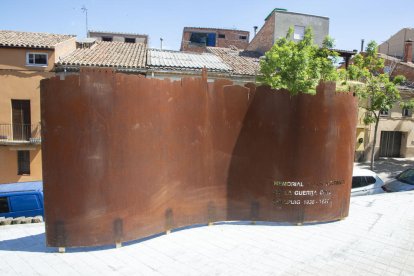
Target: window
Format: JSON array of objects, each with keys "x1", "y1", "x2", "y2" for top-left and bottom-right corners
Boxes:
[
  {"x1": 397, "y1": 169, "x2": 414, "y2": 185},
  {"x1": 366, "y1": 176, "x2": 376, "y2": 185},
  {"x1": 26, "y1": 53, "x2": 48, "y2": 66},
  {"x1": 9, "y1": 195, "x2": 40, "y2": 211},
  {"x1": 0, "y1": 197, "x2": 10, "y2": 213},
  {"x1": 12, "y1": 100, "x2": 31, "y2": 141},
  {"x1": 17, "y1": 150, "x2": 30, "y2": 175},
  {"x1": 189, "y1": 33, "x2": 216, "y2": 47},
  {"x1": 352, "y1": 176, "x2": 370, "y2": 188},
  {"x1": 402, "y1": 108, "x2": 412, "y2": 117},
  {"x1": 294, "y1": 25, "x2": 305, "y2": 40},
  {"x1": 218, "y1": 34, "x2": 225, "y2": 39},
  {"x1": 125, "y1": 37, "x2": 136, "y2": 43},
  {"x1": 239, "y1": 35, "x2": 247, "y2": 40},
  {"x1": 102, "y1": 36, "x2": 113, "y2": 42},
  {"x1": 380, "y1": 109, "x2": 389, "y2": 117}
]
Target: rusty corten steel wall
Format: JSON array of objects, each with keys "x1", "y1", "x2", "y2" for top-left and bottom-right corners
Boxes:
[{"x1": 41, "y1": 68, "x2": 357, "y2": 248}]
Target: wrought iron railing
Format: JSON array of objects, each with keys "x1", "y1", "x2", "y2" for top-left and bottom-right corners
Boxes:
[{"x1": 0, "y1": 123, "x2": 41, "y2": 144}]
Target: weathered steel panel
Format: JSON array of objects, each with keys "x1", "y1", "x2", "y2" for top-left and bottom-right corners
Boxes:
[{"x1": 41, "y1": 69, "x2": 357, "y2": 247}]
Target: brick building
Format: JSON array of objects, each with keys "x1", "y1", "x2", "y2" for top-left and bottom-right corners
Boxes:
[{"x1": 180, "y1": 27, "x2": 250, "y2": 53}]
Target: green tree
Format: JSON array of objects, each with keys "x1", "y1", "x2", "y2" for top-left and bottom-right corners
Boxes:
[
  {"x1": 346, "y1": 41, "x2": 407, "y2": 170},
  {"x1": 258, "y1": 27, "x2": 338, "y2": 95}
]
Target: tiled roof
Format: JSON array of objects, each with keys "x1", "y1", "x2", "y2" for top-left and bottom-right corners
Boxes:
[
  {"x1": 207, "y1": 47, "x2": 261, "y2": 76},
  {"x1": 147, "y1": 49, "x2": 231, "y2": 72},
  {"x1": 58, "y1": 41, "x2": 146, "y2": 69},
  {"x1": 0, "y1": 30, "x2": 75, "y2": 48}
]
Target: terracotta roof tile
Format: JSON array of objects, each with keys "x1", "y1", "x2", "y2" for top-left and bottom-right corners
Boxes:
[
  {"x1": 0, "y1": 30, "x2": 75, "y2": 48},
  {"x1": 207, "y1": 47, "x2": 261, "y2": 76},
  {"x1": 58, "y1": 41, "x2": 146, "y2": 69}
]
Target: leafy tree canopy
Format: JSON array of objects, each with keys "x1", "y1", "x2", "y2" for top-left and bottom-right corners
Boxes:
[
  {"x1": 342, "y1": 40, "x2": 409, "y2": 170},
  {"x1": 343, "y1": 41, "x2": 404, "y2": 125},
  {"x1": 258, "y1": 27, "x2": 338, "y2": 95}
]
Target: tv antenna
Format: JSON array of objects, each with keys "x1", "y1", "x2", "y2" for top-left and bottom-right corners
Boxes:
[{"x1": 81, "y1": 5, "x2": 88, "y2": 37}]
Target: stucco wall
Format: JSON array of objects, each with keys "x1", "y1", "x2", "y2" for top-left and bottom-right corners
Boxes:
[
  {"x1": 0, "y1": 47, "x2": 55, "y2": 71},
  {"x1": 379, "y1": 28, "x2": 414, "y2": 60},
  {"x1": 0, "y1": 147, "x2": 42, "y2": 184},
  {"x1": 363, "y1": 105, "x2": 414, "y2": 160},
  {"x1": 0, "y1": 71, "x2": 52, "y2": 125},
  {"x1": 0, "y1": 65, "x2": 53, "y2": 184},
  {"x1": 54, "y1": 37, "x2": 77, "y2": 63},
  {"x1": 273, "y1": 12, "x2": 329, "y2": 47},
  {"x1": 89, "y1": 32, "x2": 148, "y2": 44}
]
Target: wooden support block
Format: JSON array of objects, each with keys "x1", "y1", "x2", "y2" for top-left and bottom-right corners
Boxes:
[
  {"x1": 58, "y1": 247, "x2": 65, "y2": 253},
  {"x1": 165, "y1": 229, "x2": 171, "y2": 235},
  {"x1": 208, "y1": 222, "x2": 213, "y2": 226},
  {"x1": 116, "y1": 242, "x2": 122, "y2": 248},
  {"x1": 296, "y1": 222, "x2": 303, "y2": 226}
]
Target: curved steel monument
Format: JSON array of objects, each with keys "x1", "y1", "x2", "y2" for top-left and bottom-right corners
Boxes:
[{"x1": 41, "y1": 69, "x2": 357, "y2": 248}]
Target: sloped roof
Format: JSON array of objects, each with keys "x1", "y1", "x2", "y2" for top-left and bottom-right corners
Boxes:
[
  {"x1": 147, "y1": 49, "x2": 231, "y2": 72},
  {"x1": 57, "y1": 41, "x2": 146, "y2": 69},
  {"x1": 206, "y1": 47, "x2": 261, "y2": 76},
  {"x1": 0, "y1": 30, "x2": 75, "y2": 49}
]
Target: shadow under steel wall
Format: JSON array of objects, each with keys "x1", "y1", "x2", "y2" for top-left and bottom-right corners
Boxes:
[{"x1": 41, "y1": 68, "x2": 357, "y2": 248}]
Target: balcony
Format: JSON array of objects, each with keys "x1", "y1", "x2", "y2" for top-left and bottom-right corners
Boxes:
[{"x1": 0, "y1": 123, "x2": 41, "y2": 145}]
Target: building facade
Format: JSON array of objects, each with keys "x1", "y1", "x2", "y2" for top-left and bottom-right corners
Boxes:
[
  {"x1": 379, "y1": 28, "x2": 414, "y2": 61},
  {"x1": 247, "y1": 8, "x2": 329, "y2": 54},
  {"x1": 0, "y1": 30, "x2": 76, "y2": 184},
  {"x1": 180, "y1": 27, "x2": 250, "y2": 53},
  {"x1": 359, "y1": 90, "x2": 414, "y2": 161},
  {"x1": 88, "y1": 31, "x2": 148, "y2": 44}
]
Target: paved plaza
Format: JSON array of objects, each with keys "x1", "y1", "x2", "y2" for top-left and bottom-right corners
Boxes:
[
  {"x1": 1, "y1": 189, "x2": 414, "y2": 275},
  {"x1": 1, "y1": 158, "x2": 413, "y2": 275}
]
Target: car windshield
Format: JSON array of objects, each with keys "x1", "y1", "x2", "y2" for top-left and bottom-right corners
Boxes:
[{"x1": 397, "y1": 169, "x2": 414, "y2": 185}]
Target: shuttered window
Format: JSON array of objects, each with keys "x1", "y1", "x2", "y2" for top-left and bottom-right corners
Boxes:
[{"x1": 17, "y1": 150, "x2": 30, "y2": 175}]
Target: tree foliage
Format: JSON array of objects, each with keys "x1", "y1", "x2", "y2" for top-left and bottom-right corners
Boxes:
[
  {"x1": 258, "y1": 27, "x2": 338, "y2": 95},
  {"x1": 342, "y1": 41, "x2": 408, "y2": 170},
  {"x1": 345, "y1": 41, "x2": 403, "y2": 125}
]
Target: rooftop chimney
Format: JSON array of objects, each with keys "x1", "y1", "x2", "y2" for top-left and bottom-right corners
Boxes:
[
  {"x1": 404, "y1": 39, "x2": 413, "y2": 63},
  {"x1": 253, "y1": 26, "x2": 258, "y2": 37}
]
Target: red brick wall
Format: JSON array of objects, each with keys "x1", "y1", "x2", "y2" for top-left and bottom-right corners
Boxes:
[
  {"x1": 392, "y1": 62, "x2": 414, "y2": 82},
  {"x1": 180, "y1": 28, "x2": 249, "y2": 53},
  {"x1": 246, "y1": 13, "x2": 275, "y2": 54}
]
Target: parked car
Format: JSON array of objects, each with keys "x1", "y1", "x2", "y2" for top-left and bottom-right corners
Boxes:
[
  {"x1": 0, "y1": 190, "x2": 44, "y2": 218},
  {"x1": 351, "y1": 168, "x2": 384, "y2": 196},
  {"x1": 382, "y1": 168, "x2": 414, "y2": 193}
]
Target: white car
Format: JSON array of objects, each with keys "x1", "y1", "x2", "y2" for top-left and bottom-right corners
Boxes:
[{"x1": 351, "y1": 168, "x2": 384, "y2": 196}]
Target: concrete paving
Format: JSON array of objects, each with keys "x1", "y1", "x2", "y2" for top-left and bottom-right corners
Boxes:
[
  {"x1": 0, "y1": 158, "x2": 413, "y2": 275},
  {"x1": 1, "y1": 189, "x2": 414, "y2": 275}
]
